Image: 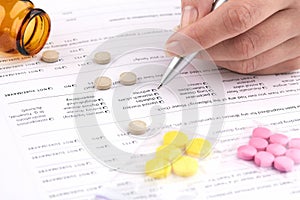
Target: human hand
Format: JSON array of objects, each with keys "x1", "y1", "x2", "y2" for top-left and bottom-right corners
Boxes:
[{"x1": 166, "y1": 0, "x2": 300, "y2": 74}]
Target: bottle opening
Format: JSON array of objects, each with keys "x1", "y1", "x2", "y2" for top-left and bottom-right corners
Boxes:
[{"x1": 17, "y1": 8, "x2": 51, "y2": 56}]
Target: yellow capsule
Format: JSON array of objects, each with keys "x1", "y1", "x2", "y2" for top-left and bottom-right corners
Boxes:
[
  {"x1": 172, "y1": 156, "x2": 198, "y2": 177},
  {"x1": 145, "y1": 157, "x2": 171, "y2": 179},
  {"x1": 156, "y1": 144, "x2": 183, "y2": 162},
  {"x1": 163, "y1": 130, "x2": 189, "y2": 148},
  {"x1": 185, "y1": 138, "x2": 212, "y2": 158}
]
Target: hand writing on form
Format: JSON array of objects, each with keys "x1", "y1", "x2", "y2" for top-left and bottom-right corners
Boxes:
[{"x1": 166, "y1": 0, "x2": 300, "y2": 74}]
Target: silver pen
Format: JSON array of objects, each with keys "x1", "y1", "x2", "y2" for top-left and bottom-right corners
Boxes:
[{"x1": 158, "y1": 0, "x2": 227, "y2": 89}]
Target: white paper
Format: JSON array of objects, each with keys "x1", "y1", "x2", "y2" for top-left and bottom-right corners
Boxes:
[{"x1": 1, "y1": 0, "x2": 300, "y2": 199}]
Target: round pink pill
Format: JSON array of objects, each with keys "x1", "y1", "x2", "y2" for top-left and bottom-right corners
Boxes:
[
  {"x1": 252, "y1": 127, "x2": 272, "y2": 139},
  {"x1": 237, "y1": 145, "x2": 257, "y2": 161},
  {"x1": 249, "y1": 137, "x2": 268, "y2": 151},
  {"x1": 254, "y1": 151, "x2": 275, "y2": 167},
  {"x1": 288, "y1": 138, "x2": 300, "y2": 149},
  {"x1": 285, "y1": 148, "x2": 300, "y2": 164},
  {"x1": 266, "y1": 143, "x2": 286, "y2": 157},
  {"x1": 274, "y1": 156, "x2": 294, "y2": 172},
  {"x1": 269, "y1": 133, "x2": 289, "y2": 146}
]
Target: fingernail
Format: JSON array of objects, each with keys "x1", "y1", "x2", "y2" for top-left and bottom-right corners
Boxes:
[
  {"x1": 173, "y1": 24, "x2": 180, "y2": 32},
  {"x1": 165, "y1": 41, "x2": 185, "y2": 56},
  {"x1": 181, "y1": 6, "x2": 198, "y2": 28}
]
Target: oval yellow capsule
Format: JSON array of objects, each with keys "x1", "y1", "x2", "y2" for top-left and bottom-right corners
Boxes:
[
  {"x1": 145, "y1": 158, "x2": 171, "y2": 179},
  {"x1": 156, "y1": 144, "x2": 183, "y2": 162},
  {"x1": 163, "y1": 130, "x2": 188, "y2": 148},
  {"x1": 172, "y1": 156, "x2": 198, "y2": 177},
  {"x1": 185, "y1": 138, "x2": 212, "y2": 158}
]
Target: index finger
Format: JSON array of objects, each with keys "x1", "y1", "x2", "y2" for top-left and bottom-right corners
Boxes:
[{"x1": 166, "y1": 0, "x2": 292, "y2": 56}]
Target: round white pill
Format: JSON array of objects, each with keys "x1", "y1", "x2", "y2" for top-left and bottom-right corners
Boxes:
[
  {"x1": 94, "y1": 51, "x2": 111, "y2": 64},
  {"x1": 41, "y1": 50, "x2": 59, "y2": 63},
  {"x1": 128, "y1": 120, "x2": 147, "y2": 135},
  {"x1": 94, "y1": 76, "x2": 112, "y2": 90},
  {"x1": 119, "y1": 72, "x2": 137, "y2": 86}
]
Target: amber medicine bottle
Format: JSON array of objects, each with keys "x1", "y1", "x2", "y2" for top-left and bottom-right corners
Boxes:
[{"x1": 0, "y1": 0, "x2": 51, "y2": 56}]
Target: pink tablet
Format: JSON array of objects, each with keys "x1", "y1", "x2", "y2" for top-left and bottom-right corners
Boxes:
[
  {"x1": 249, "y1": 137, "x2": 268, "y2": 151},
  {"x1": 237, "y1": 145, "x2": 257, "y2": 161},
  {"x1": 252, "y1": 127, "x2": 272, "y2": 139},
  {"x1": 266, "y1": 143, "x2": 286, "y2": 157},
  {"x1": 254, "y1": 151, "x2": 275, "y2": 167},
  {"x1": 269, "y1": 133, "x2": 289, "y2": 146},
  {"x1": 285, "y1": 148, "x2": 300, "y2": 164},
  {"x1": 288, "y1": 138, "x2": 300, "y2": 149},
  {"x1": 274, "y1": 156, "x2": 294, "y2": 172}
]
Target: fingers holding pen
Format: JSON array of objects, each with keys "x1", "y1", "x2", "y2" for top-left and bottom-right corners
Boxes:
[
  {"x1": 215, "y1": 36, "x2": 300, "y2": 74},
  {"x1": 251, "y1": 56, "x2": 300, "y2": 75},
  {"x1": 205, "y1": 3, "x2": 300, "y2": 74},
  {"x1": 167, "y1": 0, "x2": 291, "y2": 56},
  {"x1": 206, "y1": 8, "x2": 300, "y2": 61}
]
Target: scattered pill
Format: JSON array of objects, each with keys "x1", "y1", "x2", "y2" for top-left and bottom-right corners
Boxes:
[
  {"x1": 269, "y1": 133, "x2": 289, "y2": 146},
  {"x1": 185, "y1": 138, "x2": 212, "y2": 158},
  {"x1": 266, "y1": 143, "x2": 286, "y2": 157},
  {"x1": 41, "y1": 50, "x2": 59, "y2": 63},
  {"x1": 128, "y1": 120, "x2": 147, "y2": 135},
  {"x1": 285, "y1": 148, "x2": 300, "y2": 164},
  {"x1": 156, "y1": 145, "x2": 182, "y2": 161},
  {"x1": 145, "y1": 157, "x2": 171, "y2": 179},
  {"x1": 163, "y1": 130, "x2": 188, "y2": 149},
  {"x1": 94, "y1": 51, "x2": 111, "y2": 64},
  {"x1": 119, "y1": 72, "x2": 137, "y2": 86},
  {"x1": 274, "y1": 156, "x2": 294, "y2": 172},
  {"x1": 249, "y1": 137, "x2": 268, "y2": 151},
  {"x1": 237, "y1": 145, "x2": 257, "y2": 161},
  {"x1": 252, "y1": 127, "x2": 272, "y2": 139},
  {"x1": 172, "y1": 156, "x2": 198, "y2": 177},
  {"x1": 254, "y1": 151, "x2": 275, "y2": 167},
  {"x1": 288, "y1": 138, "x2": 300, "y2": 149},
  {"x1": 94, "y1": 76, "x2": 112, "y2": 90}
]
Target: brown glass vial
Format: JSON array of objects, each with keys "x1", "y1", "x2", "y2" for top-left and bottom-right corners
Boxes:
[{"x1": 0, "y1": 0, "x2": 51, "y2": 56}]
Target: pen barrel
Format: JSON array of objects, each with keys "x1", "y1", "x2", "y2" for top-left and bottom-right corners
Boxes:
[
  {"x1": 159, "y1": 0, "x2": 227, "y2": 87},
  {"x1": 161, "y1": 52, "x2": 198, "y2": 86},
  {"x1": 212, "y1": 0, "x2": 227, "y2": 11}
]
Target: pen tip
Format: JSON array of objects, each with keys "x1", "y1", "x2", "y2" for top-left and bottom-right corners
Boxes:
[{"x1": 157, "y1": 84, "x2": 162, "y2": 90}]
